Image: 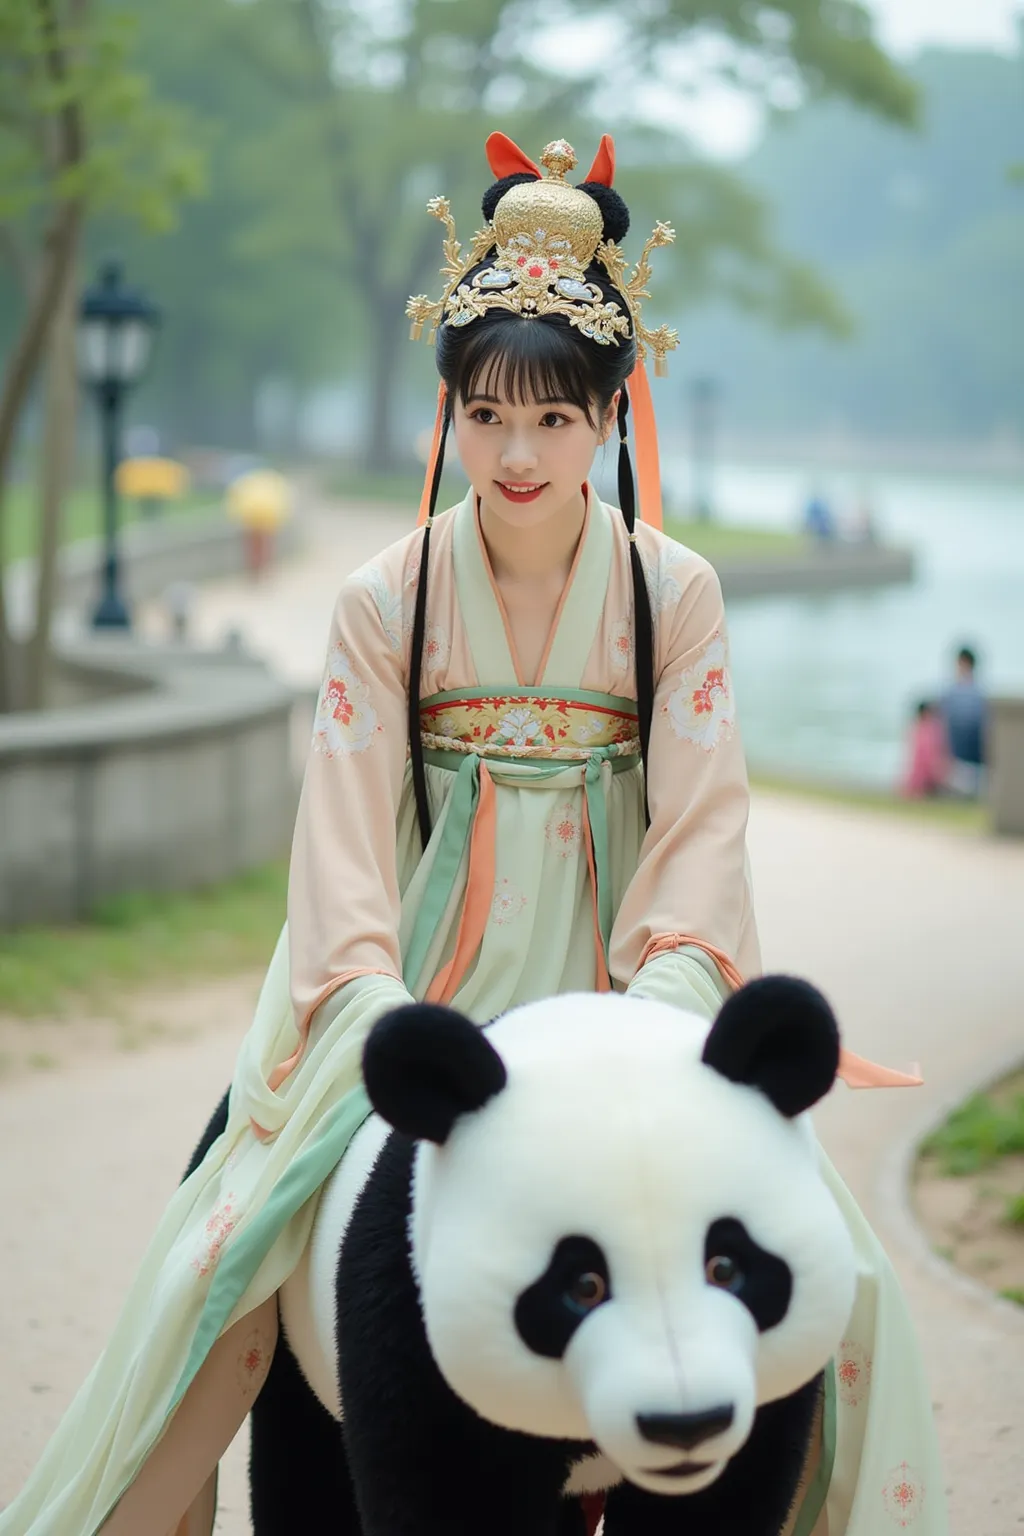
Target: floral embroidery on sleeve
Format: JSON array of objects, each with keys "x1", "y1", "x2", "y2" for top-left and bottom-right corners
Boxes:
[
  {"x1": 643, "y1": 536, "x2": 694, "y2": 614},
  {"x1": 664, "y1": 634, "x2": 735, "y2": 751},
  {"x1": 313, "y1": 641, "x2": 381, "y2": 758},
  {"x1": 191, "y1": 1192, "x2": 237, "y2": 1278},
  {"x1": 348, "y1": 562, "x2": 404, "y2": 652}
]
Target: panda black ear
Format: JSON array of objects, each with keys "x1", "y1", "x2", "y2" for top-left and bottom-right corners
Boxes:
[
  {"x1": 362, "y1": 1004, "x2": 507, "y2": 1144},
  {"x1": 700, "y1": 976, "x2": 840, "y2": 1118}
]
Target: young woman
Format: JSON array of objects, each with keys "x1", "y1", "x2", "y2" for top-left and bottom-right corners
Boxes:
[{"x1": 0, "y1": 133, "x2": 944, "y2": 1536}]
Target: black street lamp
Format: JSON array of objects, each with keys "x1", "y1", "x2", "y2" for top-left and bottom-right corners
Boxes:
[{"x1": 77, "y1": 259, "x2": 161, "y2": 628}]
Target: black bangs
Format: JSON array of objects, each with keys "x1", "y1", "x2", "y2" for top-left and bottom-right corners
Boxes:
[{"x1": 449, "y1": 314, "x2": 604, "y2": 425}]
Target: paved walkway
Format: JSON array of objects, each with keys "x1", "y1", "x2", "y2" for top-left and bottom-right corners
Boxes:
[{"x1": 2, "y1": 501, "x2": 1022, "y2": 1532}]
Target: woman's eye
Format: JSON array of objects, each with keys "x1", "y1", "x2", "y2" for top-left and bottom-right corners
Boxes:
[
  {"x1": 540, "y1": 412, "x2": 568, "y2": 428},
  {"x1": 705, "y1": 1254, "x2": 744, "y2": 1292},
  {"x1": 564, "y1": 1270, "x2": 608, "y2": 1314},
  {"x1": 471, "y1": 408, "x2": 497, "y2": 424}
]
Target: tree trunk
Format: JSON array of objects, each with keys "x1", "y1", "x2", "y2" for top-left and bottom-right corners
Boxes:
[
  {"x1": 362, "y1": 296, "x2": 410, "y2": 474},
  {"x1": 24, "y1": 244, "x2": 79, "y2": 711},
  {"x1": 0, "y1": 202, "x2": 82, "y2": 712},
  {"x1": 0, "y1": 0, "x2": 87, "y2": 713}
]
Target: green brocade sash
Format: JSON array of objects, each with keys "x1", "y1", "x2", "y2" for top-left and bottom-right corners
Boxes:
[{"x1": 405, "y1": 685, "x2": 640, "y2": 996}]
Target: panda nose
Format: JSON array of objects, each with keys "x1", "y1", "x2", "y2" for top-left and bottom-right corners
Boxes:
[{"x1": 636, "y1": 1407, "x2": 735, "y2": 1451}]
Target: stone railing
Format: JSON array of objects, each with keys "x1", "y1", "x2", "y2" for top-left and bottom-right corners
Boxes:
[
  {"x1": 990, "y1": 697, "x2": 1024, "y2": 837},
  {"x1": 0, "y1": 640, "x2": 298, "y2": 925}
]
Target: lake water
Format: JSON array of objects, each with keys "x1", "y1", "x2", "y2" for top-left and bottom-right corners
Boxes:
[{"x1": 662, "y1": 462, "x2": 1024, "y2": 789}]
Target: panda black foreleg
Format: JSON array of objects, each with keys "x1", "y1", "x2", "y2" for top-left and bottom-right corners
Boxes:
[
  {"x1": 602, "y1": 1374, "x2": 823, "y2": 1536},
  {"x1": 249, "y1": 1319, "x2": 362, "y2": 1534},
  {"x1": 337, "y1": 1131, "x2": 587, "y2": 1535}
]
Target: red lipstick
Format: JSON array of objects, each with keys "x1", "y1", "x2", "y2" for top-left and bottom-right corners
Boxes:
[{"x1": 497, "y1": 481, "x2": 547, "y2": 504}]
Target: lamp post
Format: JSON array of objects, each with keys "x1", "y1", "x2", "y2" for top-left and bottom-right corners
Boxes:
[
  {"x1": 77, "y1": 260, "x2": 160, "y2": 628},
  {"x1": 689, "y1": 375, "x2": 717, "y2": 524}
]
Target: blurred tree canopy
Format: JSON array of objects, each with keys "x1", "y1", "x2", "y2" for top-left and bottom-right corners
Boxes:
[
  {"x1": 678, "y1": 46, "x2": 1024, "y2": 444},
  {"x1": 67, "y1": 0, "x2": 917, "y2": 466}
]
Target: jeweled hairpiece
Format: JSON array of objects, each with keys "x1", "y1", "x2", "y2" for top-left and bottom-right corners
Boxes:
[{"x1": 407, "y1": 134, "x2": 680, "y2": 376}]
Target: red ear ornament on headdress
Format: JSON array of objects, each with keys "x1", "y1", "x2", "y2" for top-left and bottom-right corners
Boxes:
[
  {"x1": 584, "y1": 134, "x2": 616, "y2": 187},
  {"x1": 485, "y1": 132, "x2": 541, "y2": 181}
]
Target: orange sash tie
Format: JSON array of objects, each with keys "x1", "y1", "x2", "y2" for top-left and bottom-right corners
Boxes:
[
  {"x1": 426, "y1": 763, "x2": 497, "y2": 1005},
  {"x1": 638, "y1": 933, "x2": 923, "y2": 1090}
]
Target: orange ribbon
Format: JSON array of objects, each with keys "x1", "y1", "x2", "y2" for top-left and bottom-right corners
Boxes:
[
  {"x1": 417, "y1": 380, "x2": 448, "y2": 527},
  {"x1": 638, "y1": 934, "x2": 923, "y2": 1090},
  {"x1": 626, "y1": 359, "x2": 664, "y2": 531},
  {"x1": 426, "y1": 763, "x2": 497, "y2": 1004}
]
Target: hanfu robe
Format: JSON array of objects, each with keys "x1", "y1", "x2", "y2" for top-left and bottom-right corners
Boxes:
[{"x1": 0, "y1": 489, "x2": 945, "y2": 1536}]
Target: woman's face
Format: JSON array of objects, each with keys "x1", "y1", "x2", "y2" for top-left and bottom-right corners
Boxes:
[{"x1": 452, "y1": 381, "x2": 619, "y2": 532}]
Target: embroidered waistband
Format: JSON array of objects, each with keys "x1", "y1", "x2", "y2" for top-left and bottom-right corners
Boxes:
[{"x1": 419, "y1": 691, "x2": 639, "y2": 759}]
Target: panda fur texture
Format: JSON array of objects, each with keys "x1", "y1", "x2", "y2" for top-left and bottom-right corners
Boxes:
[{"x1": 233, "y1": 976, "x2": 857, "y2": 1534}]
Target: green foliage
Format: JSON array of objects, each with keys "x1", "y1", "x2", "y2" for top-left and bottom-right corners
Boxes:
[
  {"x1": 663, "y1": 514, "x2": 802, "y2": 559},
  {"x1": 999, "y1": 1287, "x2": 1024, "y2": 1307},
  {"x1": 0, "y1": 859, "x2": 288, "y2": 1017},
  {"x1": 0, "y1": 0, "x2": 204, "y2": 233},
  {"x1": 921, "y1": 1091, "x2": 1024, "y2": 1177}
]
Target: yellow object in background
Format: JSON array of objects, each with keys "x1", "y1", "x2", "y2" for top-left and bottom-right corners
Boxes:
[
  {"x1": 225, "y1": 469, "x2": 294, "y2": 533},
  {"x1": 115, "y1": 457, "x2": 191, "y2": 501}
]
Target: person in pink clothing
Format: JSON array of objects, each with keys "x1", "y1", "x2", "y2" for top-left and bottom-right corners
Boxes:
[{"x1": 901, "y1": 699, "x2": 950, "y2": 798}]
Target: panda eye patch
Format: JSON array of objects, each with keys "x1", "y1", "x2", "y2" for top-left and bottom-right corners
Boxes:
[
  {"x1": 515, "y1": 1236, "x2": 612, "y2": 1359},
  {"x1": 704, "y1": 1217, "x2": 792, "y2": 1332}
]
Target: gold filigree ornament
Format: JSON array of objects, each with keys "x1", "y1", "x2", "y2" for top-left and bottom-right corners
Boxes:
[{"x1": 406, "y1": 137, "x2": 680, "y2": 376}]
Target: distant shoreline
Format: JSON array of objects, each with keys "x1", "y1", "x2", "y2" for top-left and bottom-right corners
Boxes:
[{"x1": 689, "y1": 433, "x2": 1024, "y2": 480}]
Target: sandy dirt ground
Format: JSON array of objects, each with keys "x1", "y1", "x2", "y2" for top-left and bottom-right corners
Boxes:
[{"x1": 2, "y1": 504, "x2": 1022, "y2": 1532}]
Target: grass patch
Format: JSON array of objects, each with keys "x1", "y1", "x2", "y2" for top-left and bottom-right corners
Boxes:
[
  {"x1": 0, "y1": 861, "x2": 288, "y2": 1019},
  {"x1": 920, "y1": 1076, "x2": 1024, "y2": 1176},
  {"x1": 4, "y1": 483, "x2": 221, "y2": 564},
  {"x1": 663, "y1": 516, "x2": 803, "y2": 562},
  {"x1": 748, "y1": 770, "x2": 989, "y2": 833},
  {"x1": 1003, "y1": 1193, "x2": 1024, "y2": 1228},
  {"x1": 999, "y1": 1287, "x2": 1024, "y2": 1307}
]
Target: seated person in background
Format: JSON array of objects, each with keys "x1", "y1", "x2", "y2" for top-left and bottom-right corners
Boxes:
[
  {"x1": 939, "y1": 644, "x2": 988, "y2": 798},
  {"x1": 802, "y1": 487, "x2": 836, "y2": 542},
  {"x1": 901, "y1": 699, "x2": 950, "y2": 798}
]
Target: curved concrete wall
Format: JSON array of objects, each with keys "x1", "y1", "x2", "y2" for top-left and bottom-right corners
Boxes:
[{"x1": 0, "y1": 642, "x2": 298, "y2": 925}]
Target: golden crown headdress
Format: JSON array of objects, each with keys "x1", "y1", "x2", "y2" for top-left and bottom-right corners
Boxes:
[{"x1": 407, "y1": 133, "x2": 680, "y2": 376}]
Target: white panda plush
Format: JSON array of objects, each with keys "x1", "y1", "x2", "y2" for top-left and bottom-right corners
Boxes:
[{"x1": 235, "y1": 975, "x2": 857, "y2": 1536}]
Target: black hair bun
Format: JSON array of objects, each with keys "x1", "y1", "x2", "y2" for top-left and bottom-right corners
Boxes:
[
  {"x1": 576, "y1": 182, "x2": 630, "y2": 243},
  {"x1": 482, "y1": 173, "x2": 540, "y2": 222}
]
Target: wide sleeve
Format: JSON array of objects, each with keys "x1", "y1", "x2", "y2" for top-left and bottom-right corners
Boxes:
[
  {"x1": 610, "y1": 552, "x2": 761, "y2": 1021},
  {"x1": 287, "y1": 575, "x2": 415, "y2": 1036}
]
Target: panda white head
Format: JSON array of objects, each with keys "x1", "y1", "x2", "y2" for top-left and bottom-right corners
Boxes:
[{"x1": 363, "y1": 976, "x2": 856, "y2": 1495}]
